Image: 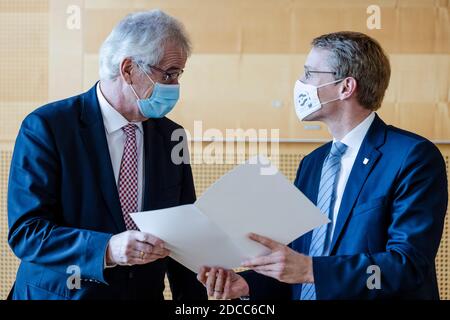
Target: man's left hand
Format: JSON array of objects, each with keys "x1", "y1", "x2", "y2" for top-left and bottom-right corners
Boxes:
[{"x1": 241, "y1": 233, "x2": 314, "y2": 284}]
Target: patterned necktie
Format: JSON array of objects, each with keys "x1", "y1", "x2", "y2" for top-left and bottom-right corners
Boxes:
[
  {"x1": 118, "y1": 123, "x2": 139, "y2": 230},
  {"x1": 300, "y1": 141, "x2": 348, "y2": 300}
]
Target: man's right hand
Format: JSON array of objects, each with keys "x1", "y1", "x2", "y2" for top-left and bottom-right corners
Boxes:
[
  {"x1": 106, "y1": 230, "x2": 170, "y2": 266},
  {"x1": 197, "y1": 267, "x2": 250, "y2": 300}
]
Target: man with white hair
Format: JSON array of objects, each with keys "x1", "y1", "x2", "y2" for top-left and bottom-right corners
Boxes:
[{"x1": 7, "y1": 10, "x2": 207, "y2": 300}]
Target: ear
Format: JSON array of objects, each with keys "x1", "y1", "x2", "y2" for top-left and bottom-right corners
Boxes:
[
  {"x1": 340, "y1": 77, "x2": 357, "y2": 100},
  {"x1": 119, "y1": 58, "x2": 135, "y2": 85}
]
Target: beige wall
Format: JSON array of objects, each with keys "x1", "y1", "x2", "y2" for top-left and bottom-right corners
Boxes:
[{"x1": 0, "y1": 0, "x2": 449, "y2": 299}]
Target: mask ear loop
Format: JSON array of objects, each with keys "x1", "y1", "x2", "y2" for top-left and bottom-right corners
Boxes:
[
  {"x1": 296, "y1": 78, "x2": 344, "y2": 103},
  {"x1": 129, "y1": 64, "x2": 156, "y2": 100},
  {"x1": 137, "y1": 64, "x2": 156, "y2": 86},
  {"x1": 320, "y1": 97, "x2": 341, "y2": 106},
  {"x1": 316, "y1": 78, "x2": 344, "y2": 89},
  {"x1": 129, "y1": 83, "x2": 140, "y2": 100},
  {"x1": 318, "y1": 79, "x2": 345, "y2": 106}
]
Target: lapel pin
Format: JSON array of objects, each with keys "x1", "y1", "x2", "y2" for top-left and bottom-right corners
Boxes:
[{"x1": 363, "y1": 158, "x2": 369, "y2": 165}]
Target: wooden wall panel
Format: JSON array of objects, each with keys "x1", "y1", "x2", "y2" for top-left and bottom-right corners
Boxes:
[
  {"x1": 48, "y1": 0, "x2": 84, "y2": 101},
  {"x1": 0, "y1": 12, "x2": 48, "y2": 102},
  {"x1": 79, "y1": 0, "x2": 449, "y2": 141},
  {"x1": 0, "y1": 0, "x2": 48, "y2": 13},
  {"x1": 0, "y1": 103, "x2": 42, "y2": 141},
  {"x1": 83, "y1": 1, "x2": 449, "y2": 55}
]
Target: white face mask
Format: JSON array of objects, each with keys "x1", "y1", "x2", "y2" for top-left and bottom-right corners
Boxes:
[{"x1": 293, "y1": 78, "x2": 343, "y2": 121}]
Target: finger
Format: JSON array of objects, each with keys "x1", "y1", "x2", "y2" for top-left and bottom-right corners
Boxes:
[
  {"x1": 251, "y1": 264, "x2": 280, "y2": 272},
  {"x1": 248, "y1": 233, "x2": 282, "y2": 250},
  {"x1": 135, "y1": 232, "x2": 163, "y2": 246},
  {"x1": 151, "y1": 245, "x2": 169, "y2": 256},
  {"x1": 197, "y1": 266, "x2": 209, "y2": 285},
  {"x1": 223, "y1": 270, "x2": 232, "y2": 300},
  {"x1": 126, "y1": 250, "x2": 148, "y2": 265},
  {"x1": 143, "y1": 253, "x2": 167, "y2": 263},
  {"x1": 241, "y1": 253, "x2": 278, "y2": 267},
  {"x1": 251, "y1": 269, "x2": 279, "y2": 280},
  {"x1": 129, "y1": 251, "x2": 168, "y2": 265},
  {"x1": 131, "y1": 246, "x2": 166, "y2": 264},
  {"x1": 133, "y1": 242, "x2": 154, "y2": 255},
  {"x1": 161, "y1": 248, "x2": 170, "y2": 257},
  {"x1": 206, "y1": 267, "x2": 218, "y2": 297},
  {"x1": 130, "y1": 249, "x2": 151, "y2": 261},
  {"x1": 126, "y1": 258, "x2": 141, "y2": 265},
  {"x1": 214, "y1": 269, "x2": 225, "y2": 299},
  {"x1": 130, "y1": 254, "x2": 164, "y2": 265},
  {"x1": 132, "y1": 252, "x2": 167, "y2": 265}
]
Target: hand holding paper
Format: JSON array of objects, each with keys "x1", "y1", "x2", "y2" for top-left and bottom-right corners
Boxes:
[
  {"x1": 240, "y1": 232, "x2": 314, "y2": 283},
  {"x1": 131, "y1": 156, "x2": 328, "y2": 273}
]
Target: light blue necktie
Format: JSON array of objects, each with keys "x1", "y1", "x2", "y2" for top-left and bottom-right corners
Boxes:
[{"x1": 300, "y1": 141, "x2": 348, "y2": 300}]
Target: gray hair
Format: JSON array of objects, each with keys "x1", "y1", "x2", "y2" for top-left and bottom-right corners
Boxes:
[
  {"x1": 312, "y1": 31, "x2": 391, "y2": 111},
  {"x1": 99, "y1": 9, "x2": 192, "y2": 81}
]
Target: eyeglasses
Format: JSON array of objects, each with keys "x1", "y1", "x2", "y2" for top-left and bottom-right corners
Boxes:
[
  {"x1": 149, "y1": 65, "x2": 184, "y2": 82},
  {"x1": 303, "y1": 69, "x2": 336, "y2": 80}
]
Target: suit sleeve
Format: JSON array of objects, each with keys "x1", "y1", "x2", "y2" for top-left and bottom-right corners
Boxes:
[
  {"x1": 7, "y1": 113, "x2": 113, "y2": 284},
  {"x1": 240, "y1": 270, "x2": 291, "y2": 300},
  {"x1": 313, "y1": 140, "x2": 448, "y2": 299}
]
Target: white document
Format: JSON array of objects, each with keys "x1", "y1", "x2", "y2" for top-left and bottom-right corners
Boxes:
[{"x1": 131, "y1": 156, "x2": 328, "y2": 273}]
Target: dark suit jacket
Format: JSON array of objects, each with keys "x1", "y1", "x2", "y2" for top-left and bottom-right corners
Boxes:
[
  {"x1": 7, "y1": 83, "x2": 207, "y2": 300},
  {"x1": 243, "y1": 114, "x2": 448, "y2": 300}
]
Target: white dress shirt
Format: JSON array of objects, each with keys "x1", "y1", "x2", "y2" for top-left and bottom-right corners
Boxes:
[
  {"x1": 329, "y1": 112, "x2": 376, "y2": 241},
  {"x1": 96, "y1": 83, "x2": 144, "y2": 212}
]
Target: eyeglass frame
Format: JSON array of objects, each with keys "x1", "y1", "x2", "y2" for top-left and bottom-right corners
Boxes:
[
  {"x1": 147, "y1": 65, "x2": 184, "y2": 82},
  {"x1": 303, "y1": 69, "x2": 337, "y2": 80}
]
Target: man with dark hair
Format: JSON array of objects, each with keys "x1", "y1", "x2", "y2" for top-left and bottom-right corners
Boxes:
[{"x1": 197, "y1": 31, "x2": 448, "y2": 300}]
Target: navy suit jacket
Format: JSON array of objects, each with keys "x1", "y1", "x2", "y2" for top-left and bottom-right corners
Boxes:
[
  {"x1": 7, "y1": 83, "x2": 207, "y2": 300},
  {"x1": 243, "y1": 114, "x2": 448, "y2": 300}
]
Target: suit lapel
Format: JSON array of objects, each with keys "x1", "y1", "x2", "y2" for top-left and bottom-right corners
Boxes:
[
  {"x1": 329, "y1": 114, "x2": 387, "y2": 254},
  {"x1": 79, "y1": 83, "x2": 126, "y2": 232}
]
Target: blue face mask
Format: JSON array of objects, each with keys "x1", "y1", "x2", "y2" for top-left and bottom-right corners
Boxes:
[{"x1": 129, "y1": 66, "x2": 180, "y2": 118}]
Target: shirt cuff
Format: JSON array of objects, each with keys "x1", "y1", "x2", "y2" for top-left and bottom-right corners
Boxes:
[{"x1": 104, "y1": 254, "x2": 117, "y2": 269}]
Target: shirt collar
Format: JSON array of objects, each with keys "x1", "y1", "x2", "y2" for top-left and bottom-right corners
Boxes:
[
  {"x1": 96, "y1": 82, "x2": 143, "y2": 135},
  {"x1": 334, "y1": 112, "x2": 375, "y2": 154}
]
